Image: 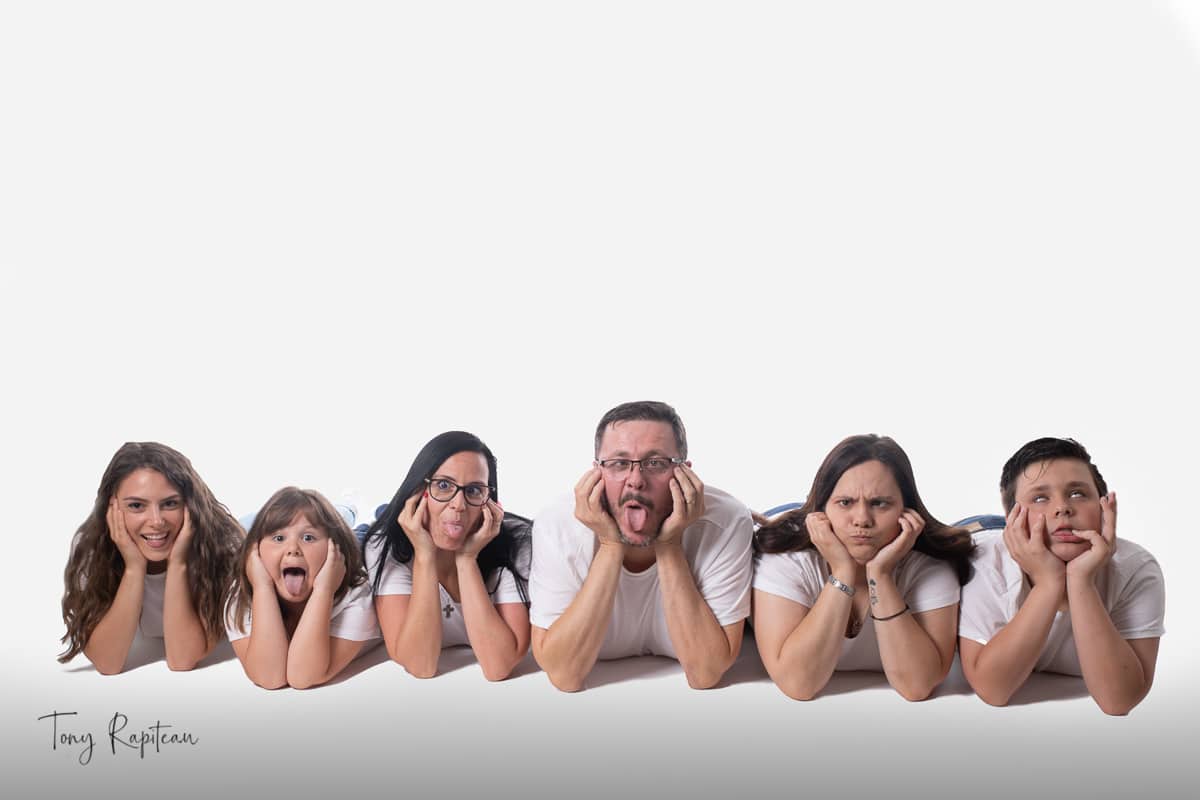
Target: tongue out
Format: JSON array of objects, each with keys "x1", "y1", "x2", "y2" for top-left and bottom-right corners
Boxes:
[
  {"x1": 283, "y1": 570, "x2": 306, "y2": 596},
  {"x1": 623, "y1": 505, "x2": 648, "y2": 533}
]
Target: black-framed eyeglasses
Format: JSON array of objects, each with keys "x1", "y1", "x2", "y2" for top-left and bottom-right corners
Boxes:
[
  {"x1": 425, "y1": 478, "x2": 494, "y2": 506},
  {"x1": 595, "y1": 457, "x2": 684, "y2": 477}
]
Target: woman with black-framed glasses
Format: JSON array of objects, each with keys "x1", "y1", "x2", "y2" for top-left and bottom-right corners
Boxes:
[{"x1": 361, "y1": 431, "x2": 531, "y2": 680}]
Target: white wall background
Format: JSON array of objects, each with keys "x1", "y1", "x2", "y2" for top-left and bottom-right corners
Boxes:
[{"x1": 2, "y1": 2, "x2": 1198, "y2": 798}]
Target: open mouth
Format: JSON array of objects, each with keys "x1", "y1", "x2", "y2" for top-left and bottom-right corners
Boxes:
[
  {"x1": 622, "y1": 502, "x2": 649, "y2": 533},
  {"x1": 282, "y1": 567, "x2": 307, "y2": 595},
  {"x1": 141, "y1": 532, "x2": 171, "y2": 549}
]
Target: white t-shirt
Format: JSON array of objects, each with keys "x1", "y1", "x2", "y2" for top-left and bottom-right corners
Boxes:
[
  {"x1": 70, "y1": 532, "x2": 169, "y2": 639},
  {"x1": 137, "y1": 571, "x2": 167, "y2": 638},
  {"x1": 753, "y1": 548, "x2": 960, "y2": 672},
  {"x1": 364, "y1": 535, "x2": 527, "y2": 648},
  {"x1": 225, "y1": 581, "x2": 379, "y2": 642},
  {"x1": 529, "y1": 486, "x2": 754, "y2": 660},
  {"x1": 959, "y1": 530, "x2": 1166, "y2": 676}
]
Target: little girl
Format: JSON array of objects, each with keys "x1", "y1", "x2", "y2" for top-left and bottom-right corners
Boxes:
[
  {"x1": 60, "y1": 442, "x2": 243, "y2": 673},
  {"x1": 226, "y1": 487, "x2": 378, "y2": 689}
]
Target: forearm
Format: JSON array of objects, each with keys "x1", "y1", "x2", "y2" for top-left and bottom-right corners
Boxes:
[
  {"x1": 385, "y1": 554, "x2": 443, "y2": 678},
  {"x1": 870, "y1": 573, "x2": 946, "y2": 701},
  {"x1": 966, "y1": 581, "x2": 1062, "y2": 706},
  {"x1": 162, "y1": 564, "x2": 213, "y2": 670},
  {"x1": 761, "y1": 585, "x2": 851, "y2": 700},
  {"x1": 1069, "y1": 577, "x2": 1150, "y2": 715},
  {"x1": 241, "y1": 590, "x2": 290, "y2": 689},
  {"x1": 457, "y1": 559, "x2": 524, "y2": 681},
  {"x1": 83, "y1": 568, "x2": 145, "y2": 675},
  {"x1": 656, "y1": 544, "x2": 737, "y2": 689},
  {"x1": 535, "y1": 544, "x2": 623, "y2": 692},
  {"x1": 286, "y1": 589, "x2": 337, "y2": 689}
]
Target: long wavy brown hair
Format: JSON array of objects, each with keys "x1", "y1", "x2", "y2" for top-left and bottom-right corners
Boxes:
[
  {"x1": 226, "y1": 487, "x2": 367, "y2": 635},
  {"x1": 59, "y1": 442, "x2": 244, "y2": 662},
  {"x1": 754, "y1": 434, "x2": 975, "y2": 584}
]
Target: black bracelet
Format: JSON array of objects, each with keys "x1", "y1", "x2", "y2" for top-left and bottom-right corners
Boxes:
[{"x1": 870, "y1": 604, "x2": 910, "y2": 621}]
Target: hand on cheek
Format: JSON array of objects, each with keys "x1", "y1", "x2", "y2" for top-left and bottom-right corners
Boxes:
[
  {"x1": 314, "y1": 539, "x2": 346, "y2": 594},
  {"x1": 1066, "y1": 491, "x2": 1117, "y2": 583},
  {"x1": 399, "y1": 492, "x2": 437, "y2": 556}
]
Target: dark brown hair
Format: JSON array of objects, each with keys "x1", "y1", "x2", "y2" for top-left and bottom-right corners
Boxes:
[
  {"x1": 593, "y1": 400, "x2": 688, "y2": 459},
  {"x1": 999, "y1": 437, "x2": 1108, "y2": 512},
  {"x1": 60, "y1": 442, "x2": 243, "y2": 662},
  {"x1": 227, "y1": 487, "x2": 367, "y2": 635},
  {"x1": 754, "y1": 434, "x2": 975, "y2": 584}
]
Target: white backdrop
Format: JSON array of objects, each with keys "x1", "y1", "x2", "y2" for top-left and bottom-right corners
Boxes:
[{"x1": 3, "y1": 2, "x2": 1198, "y2": 798}]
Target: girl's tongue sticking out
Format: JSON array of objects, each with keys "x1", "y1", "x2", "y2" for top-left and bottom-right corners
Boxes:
[{"x1": 283, "y1": 567, "x2": 306, "y2": 596}]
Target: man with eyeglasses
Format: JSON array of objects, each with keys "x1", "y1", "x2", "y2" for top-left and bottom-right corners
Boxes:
[{"x1": 529, "y1": 401, "x2": 753, "y2": 691}]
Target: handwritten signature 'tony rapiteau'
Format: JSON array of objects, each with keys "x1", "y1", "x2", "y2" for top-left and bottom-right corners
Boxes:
[{"x1": 38, "y1": 711, "x2": 198, "y2": 765}]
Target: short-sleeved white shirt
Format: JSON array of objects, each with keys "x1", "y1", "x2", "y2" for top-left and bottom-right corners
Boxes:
[
  {"x1": 136, "y1": 571, "x2": 167, "y2": 638},
  {"x1": 959, "y1": 531, "x2": 1165, "y2": 676},
  {"x1": 364, "y1": 535, "x2": 527, "y2": 648},
  {"x1": 70, "y1": 532, "x2": 169, "y2": 639},
  {"x1": 225, "y1": 581, "x2": 379, "y2": 642},
  {"x1": 753, "y1": 549, "x2": 960, "y2": 672},
  {"x1": 528, "y1": 486, "x2": 754, "y2": 660}
]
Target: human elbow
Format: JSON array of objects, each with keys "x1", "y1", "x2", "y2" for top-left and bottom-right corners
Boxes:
[
  {"x1": 764, "y1": 663, "x2": 825, "y2": 700},
  {"x1": 404, "y1": 664, "x2": 438, "y2": 679},
  {"x1": 166, "y1": 656, "x2": 199, "y2": 672},
  {"x1": 399, "y1": 651, "x2": 439, "y2": 679},
  {"x1": 895, "y1": 682, "x2": 936, "y2": 702},
  {"x1": 86, "y1": 650, "x2": 126, "y2": 675},
  {"x1": 1095, "y1": 695, "x2": 1140, "y2": 716},
  {"x1": 287, "y1": 670, "x2": 328, "y2": 690},
  {"x1": 683, "y1": 663, "x2": 727, "y2": 690},
  {"x1": 775, "y1": 676, "x2": 822, "y2": 701},
  {"x1": 896, "y1": 658, "x2": 955, "y2": 702},
  {"x1": 973, "y1": 685, "x2": 1014, "y2": 708},
  {"x1": 544, "y1": 666, "x2": 586, "y2": 693},
  {"x1": 480, "y1": 659, "x2": 517, "y2": 682},
  {"x1": 387, "y1": 641, "x2": 438, "y2": 679}
]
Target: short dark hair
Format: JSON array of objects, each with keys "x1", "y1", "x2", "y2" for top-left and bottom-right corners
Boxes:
[
  {"x1": 593, "y1": 401, "x2": 688, "y2": 459},
  {"x1": 999, "y1": 437, "x2": 1108, "y2": 512}
]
